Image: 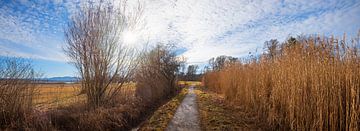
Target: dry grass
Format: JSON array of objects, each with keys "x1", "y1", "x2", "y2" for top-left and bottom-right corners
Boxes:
[
  {"x1": 195, "y1": 87, "x2": 266, "y2": 130},
  {"x1": 39, "y1": 82, "x2": 140, "y2": 130},
  {"x1": 0, "y1": 57, "x2": 37, "y2": 129},
  {"x1": 203, "y1": 34, "x2": 360, "y2": 130},
  {"x1": 32, "y1": 83, "x2": 136, "y2": 111},
  {"x1": 178, "y1": 81, "x2": 202, "y2": 87},
  {"x1": 139, "y1": 87, "x2": 188, "y2": 130},
  {"x1": 33, "y1": 84, "x2": 83, "y2": 110},
  {"x1": 48, "y1": 95, "x2": 143, "y2": 130},
  {"x1": 135, "y1": 44, "x2": 180, "y2": 105}
]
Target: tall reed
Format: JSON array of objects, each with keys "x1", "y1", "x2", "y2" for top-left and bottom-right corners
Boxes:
[{"x1": 203, "y1": 33, "x2": 360, "y2": 130}]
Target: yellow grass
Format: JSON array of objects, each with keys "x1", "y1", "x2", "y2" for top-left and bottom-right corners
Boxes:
[
  {"x1": 33, "y1": 83, "x2": 136, "y2": 111},
  {"x1": 203, "y1": 35, "x2": 360, "y2": 130},
  {"x1": 195, "y1": 87, "x2": 265, "y2": 130},
  {"x1": 178, "y1": 81, "x2": 202, "y2": 86},
  {"x1": 33, "y1": 84, "x2": 82, "y2": 110}
]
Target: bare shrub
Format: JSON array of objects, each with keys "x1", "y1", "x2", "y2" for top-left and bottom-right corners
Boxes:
[
  {"x1": 135, "y1": 44, "x2": 181, "y2": 104},
  {"x1": 49, "y1": 96, "x2": 143, "y2": 130},
  {"x1": 64, "y1": 2, "x2": 142, "y2": 108},
  {"x1": 0, "y1": 57, "x2": 37, "y2": 128},
  {"x1": 203, "y1": 33, "x2": 360, "y2": 130}
]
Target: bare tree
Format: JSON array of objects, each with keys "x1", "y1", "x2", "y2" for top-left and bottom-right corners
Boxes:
[
  {"x1": 135, "y1": 44, "x2": 181, "y2": 104},
  {"x1": 0, "y1": 57, "x2": 37, "y2": 127},
  {"x1": 264, "y1": 39, "x2": 280, "y2": 60},
  {"x1": 186, "y1": 65, "x2": 198, "y2": 81},
  {"x1": 64, "y1": 1, "x2": 142, "y2": 108},
  {"x1": 208, "y1": 55, "x2": 238, "y2": 71}
]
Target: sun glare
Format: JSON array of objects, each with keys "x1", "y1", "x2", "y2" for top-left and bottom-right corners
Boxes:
[{"x1": 122, "y1": 30, "x2": 138, "y2": 45}]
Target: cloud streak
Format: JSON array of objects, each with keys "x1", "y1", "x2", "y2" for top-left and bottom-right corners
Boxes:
[
  {"x1": 136, "y1": 0, "x2": 360, "y2": 64},
  {"x1": 0, "y1": 0, "x2": 359, "y2": 65}
]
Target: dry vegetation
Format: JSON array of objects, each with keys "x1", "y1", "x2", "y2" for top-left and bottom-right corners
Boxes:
[
  {"x1": 195, "y1": 87, "x2": 266, "y2": 130},
  {"x1": 38, "y1": 2, "x2": 152, "y2": 130},
  {"x1": 32, "y1": 83, "x2": 136, "y2": 111},
  {"x1": 203, "y1": 34, "x2": 360, "y2": 130},
  {"x1": 135, "y1": 44, "x2": 181, "y2": 105},
  {"x1": 0, "y1": 57, "x2": 37, "y2": 129},
  {"x1": 46, "y1": 82, "x2": 142, "y2": 130},
  {"x1": 64, "y1": 1, "x2": 142, "y2": 108},
  {"x1": 0, "y1": 2, "x2": 183, "y2": 129},
  {"x1": 139, "y1": 87, "x2": 188, "y2": 130},
  {"x1": 3, "y1": 0, "x2": 358, "y2": 130},
  {"x1": 33, "y1": 84, "x2": 83, "y2": 110},
  {"x1": 138, "y1": 81, "x2": 201, "y2": 130},
  {"x1": 27, "y1": 3, "x2": 181, "y2": 130}
]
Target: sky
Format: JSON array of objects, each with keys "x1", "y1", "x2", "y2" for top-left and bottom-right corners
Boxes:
[{"x1": 0, "y1": 0, "x2": 360, "y2": 77}]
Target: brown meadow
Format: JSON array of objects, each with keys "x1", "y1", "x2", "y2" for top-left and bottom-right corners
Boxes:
[{"x1": 32, "y1": 83, "x2": 136, "y2": 111}]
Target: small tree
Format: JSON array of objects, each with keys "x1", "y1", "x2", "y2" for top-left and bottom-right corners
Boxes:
[
  {"x1": 208, "y1": 55, "x2": 238, "y2": 71},
  {"x1": 135, "y1": 44, "x2": 181, "y2": 104},
  {"x1": 264, "y1": 39, "x2": 280, "y2": 60},
  {"x1": 185, "y1": 65, "x2": 198, "y2": 81},
  {"x1": 0, "y1": 57, "x2": 37, "y2": 127},
  {"x1": 64, "y1": 2, "x2": 142, "y2": 108}
]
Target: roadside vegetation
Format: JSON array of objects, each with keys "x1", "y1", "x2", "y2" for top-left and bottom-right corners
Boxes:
[
  {"x1": 0, "y1": 1, "x2": 184, "y2": 130},
  {"x1": 139, "y1": 87, "x2": 188, "y2": 130},
  {"x1": 33, "y1": 83, "x2": 83, "y2": 110},
  {"x1": 203, "y1": 33, "x2": 360, "y2": 130},
  {"x1": 0, "y1": 57, "x2": 38, "y2": 129},
  {"x1": 48, "y1": 2, "x2": 183, "y2": 130},
  {"x1": 195, "y1": 87, "x2": 266, "y2": 130}
]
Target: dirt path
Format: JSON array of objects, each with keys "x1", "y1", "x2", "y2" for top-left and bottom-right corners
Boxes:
[{"x1": 166, "y1": 86, "x2": 200, "y2": 131}]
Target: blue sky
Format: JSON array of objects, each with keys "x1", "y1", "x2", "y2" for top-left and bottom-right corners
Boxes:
[{"x1": 1, "y1": 0, "x2": 360, "y2": 77}]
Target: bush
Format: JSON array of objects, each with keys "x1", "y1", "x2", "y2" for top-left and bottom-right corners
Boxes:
[
  {"x1": 135, "y1": 44, "x2": 181, "y2": 104},
  {"x1": 0, "y1": 57, "x2": 37, "y2": 128},
  {"x1": 49, "y1": 97, "x2": 144, "y2": 131}
]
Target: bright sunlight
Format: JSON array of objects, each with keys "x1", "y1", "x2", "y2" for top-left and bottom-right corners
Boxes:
[{"x1": 122, "y1": 30, "x2": 138, "y2": 45}]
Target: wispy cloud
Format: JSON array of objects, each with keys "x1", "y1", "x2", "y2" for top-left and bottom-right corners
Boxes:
[
  {"x1": 139, "y1": 0, "x2": 360, "y2": 64},
  {"x1": 0, "y1": 0, "x2": 359, "y2": 65}
]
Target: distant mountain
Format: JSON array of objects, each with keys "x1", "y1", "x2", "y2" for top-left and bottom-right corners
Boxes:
[{"x1": 41, "y1": 76, "x2": 79, "y2": 83}]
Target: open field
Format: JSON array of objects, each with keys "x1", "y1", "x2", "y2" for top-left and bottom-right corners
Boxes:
[
  {"x1": 178, "y1": 81, "x2": 202, "y2": 86},
  {"x1": 33, "y1": 83, "x2": 83, "y2": 111},
  {"x1": 32, "y1": 83, "x2": 136, "y2": 111}
]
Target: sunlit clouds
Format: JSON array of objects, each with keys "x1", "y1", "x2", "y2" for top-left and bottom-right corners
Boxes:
[{"x1": 0, "y1": 0, "x2": 360, "y2": 65}]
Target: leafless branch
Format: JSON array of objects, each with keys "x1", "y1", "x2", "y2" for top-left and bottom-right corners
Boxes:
[{"x1": 64, "y1": 0, "x2": 143, "y2": 108}]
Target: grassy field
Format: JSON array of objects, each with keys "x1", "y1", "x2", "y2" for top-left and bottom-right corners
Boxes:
[
  {"x1": 33, "y1": 83, "x2": 136, "y2": 111},
  {"x1": 33, "y1": 83, "x2": 83, "y2": 111}
]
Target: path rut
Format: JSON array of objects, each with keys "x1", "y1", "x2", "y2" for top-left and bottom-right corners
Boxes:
[{"x1": 166, "y1": 86, "x2": 200, "y2": 131}]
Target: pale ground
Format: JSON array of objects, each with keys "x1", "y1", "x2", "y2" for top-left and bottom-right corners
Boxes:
[{"x1": 166, "y1": 86, "x2": 201, "y2": 131}]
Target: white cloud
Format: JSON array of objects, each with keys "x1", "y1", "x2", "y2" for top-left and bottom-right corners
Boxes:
[
  {"x1": 0, "y1": 0, "x2": 359, "y2": 65},
  {"x1": 136, "y1": 0, "x2": 360, "y2": 64}
]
